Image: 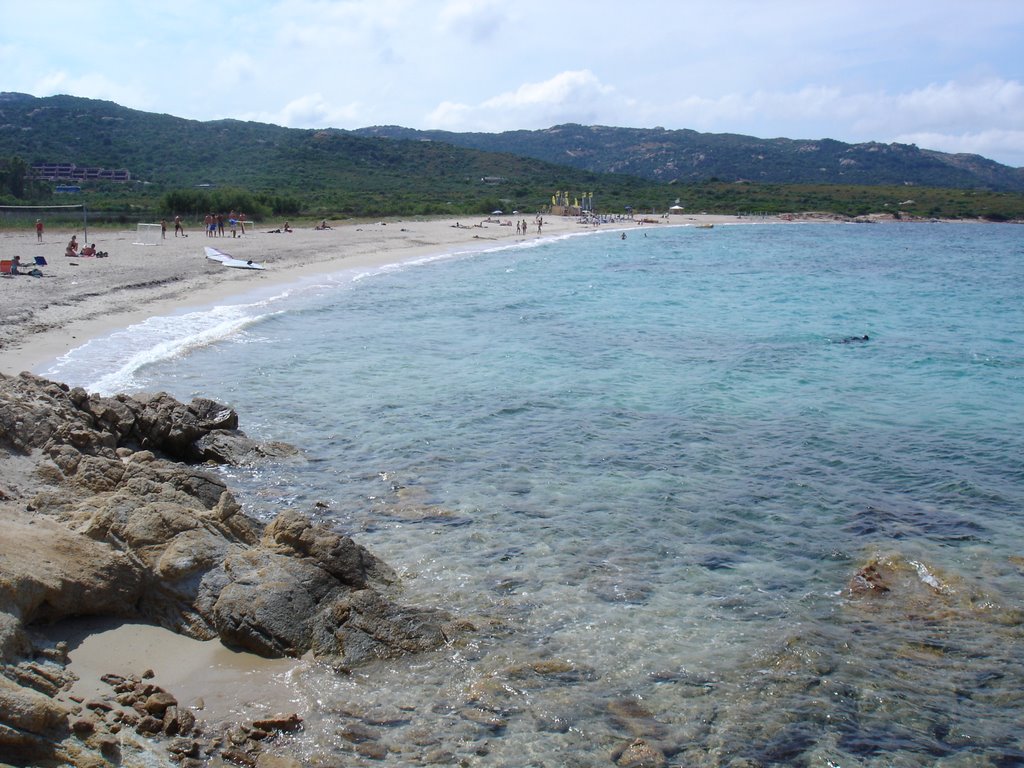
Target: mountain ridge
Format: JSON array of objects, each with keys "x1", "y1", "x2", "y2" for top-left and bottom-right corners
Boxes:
[
  {"x1": 2, "y1": 93, "x2": 1023, "y2": 219},
  {"x1": 3, "y1": 92, "x2": 1021, "y2": 192},
  {"x1": 351, "y1": 123, "x2": 1024, "y2": 191}
]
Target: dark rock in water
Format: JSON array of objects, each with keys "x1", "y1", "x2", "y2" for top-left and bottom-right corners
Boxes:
[
  {"x1": 459, "y1": 706, "x2": 508, "y2": 732},
  {"x1": 844, "y1": 504, "x2": 985, "y2": 543},
  {"x1": 340, "y1": 721, "x2": 381, "y2": 743},
  {"x1": 696, "y1": 552, "x2": 736, "y2": 570},
  {"x1": 503, "y1": 658, "x2": 598, "y2": 686},
  {"x1": 533, "y1": 709, "x2": 573, "y2": 733},
  {"x1": 849, "y1": 561, "x2": 893, "y2": 594},
  {"x1": 607, "y1": 698, "x2": 670, "y2": 740},
  {"x1": 613, "y1": 737, "x2": 668, "y2": 768},
  {"x1": 589, "y1": 577, "x2": 654, "y2": 604},
  {"x1": 251, "y1": 712, "x2": 303, "y2": 732}
]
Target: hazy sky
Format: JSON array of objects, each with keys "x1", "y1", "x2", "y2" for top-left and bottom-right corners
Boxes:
[{"x1": 3, "y1": 0, "x2": 1022, "y2": 166}]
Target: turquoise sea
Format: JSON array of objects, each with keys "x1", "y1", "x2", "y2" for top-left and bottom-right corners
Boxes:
[{"x1": 45, "y1": 222, "x2": 1024, "y2": 766}]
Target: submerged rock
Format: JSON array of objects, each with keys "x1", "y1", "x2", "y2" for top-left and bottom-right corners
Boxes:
[{"x1": 613, "y1": 737, "x2": 668, "y2": 768}]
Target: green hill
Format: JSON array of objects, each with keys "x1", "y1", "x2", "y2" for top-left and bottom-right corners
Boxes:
[
  {"x1": 353, "y1": 124, "x2": 1024, "y2": 192},
  {"x1": 2, "y1": 93, "x2": 1023, "y2": 221},
  {"x1": 0, "y1": 93, "x2": 665, "y2": 217}
]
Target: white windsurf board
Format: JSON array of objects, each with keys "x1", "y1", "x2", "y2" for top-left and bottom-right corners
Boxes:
[{"x1": 205, "y1": 246, "x2": 265, "y2": 270}]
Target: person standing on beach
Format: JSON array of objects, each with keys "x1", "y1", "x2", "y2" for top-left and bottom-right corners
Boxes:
[
  {"x1": 160, "y1": 220, "x2": 167, "y2": 239},
  {"x1": 35, "y1": 219, "x2": 43, "y2": 243},
  {"x1": 174, "y1": 215, "x2": 184, "y2": 237}
]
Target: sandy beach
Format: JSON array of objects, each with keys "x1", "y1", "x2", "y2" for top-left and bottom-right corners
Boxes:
[
  {"x1": 0, "y1": 213, "x2": 753, "y2": 377},
  {"x1": 0, "y1": 215, "x2": 552, "y2": 376}
]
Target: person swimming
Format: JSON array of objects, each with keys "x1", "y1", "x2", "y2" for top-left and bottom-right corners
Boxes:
[{"x1": 838, "y1": 334, "x2": 870, "y2": 343}]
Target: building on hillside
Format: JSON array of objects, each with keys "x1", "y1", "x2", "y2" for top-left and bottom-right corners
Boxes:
[{"x1": 31, "y1": 163, "x2": 131, "y2": 182}]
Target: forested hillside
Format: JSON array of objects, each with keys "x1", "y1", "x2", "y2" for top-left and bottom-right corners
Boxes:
[
  {"x1": 2, "y1": 93, "x2": 1023, "y2": 221},
  {"x1": 354, "y1": 124, "x2": 1024, "y2": 192},
  {"x1": 0, "y1": 93, "x2": 664, "y2": 216}
]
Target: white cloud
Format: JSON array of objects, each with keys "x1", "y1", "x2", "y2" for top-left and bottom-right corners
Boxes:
[
  {"x1": 245, "y1": 93, "x2": 364, "y2": 129},
  {"x1": 215, "y1": 52, "x2": 261, "y2": 89},
  {"x1": 427, "y1": 70, "x2": 619, "y2": 131},
  {"x1": 437, "y1": 0, "x2": 506, "y2": 41},
  {"x1": 622, "y1": 78, "x2": 1024, "y2": 164},
  {"x1": 30, "y1": 71, "x2": 142, "y2": 110},
  {"x1": 893, "y1": 129, "x2": 1024, "y2": 167}
]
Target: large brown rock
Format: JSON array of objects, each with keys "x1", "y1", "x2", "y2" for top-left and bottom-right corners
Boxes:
[
  {"x1": 0, "y1": 372, "x2": 265, "y2": 464},
  {"x1": 0, "y1": 674, "x2": 71, "y2": 763},
  {"x1": 263, "y1": 508, "x2": 396, "y2": 588},
  {"x1": 1, "y1": 372, "x2": 457, "y2": 668},
  {"x1": 211, "y1": 521, "x2": 450, "y2": 663},
  {"x1": 0, "y1": 515, "x2": 145, "y2": 655},
  {"x1": 0, "y1": 372, "x2": 459, "y2": 767}
]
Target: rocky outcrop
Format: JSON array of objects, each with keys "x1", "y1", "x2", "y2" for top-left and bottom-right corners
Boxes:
[
  {"x1": 210, "y1": 509, "x2": 450, "y2": 663},
  {"x1": 0, "y1": 673, "x2": 72, "y2": 763},
  {"x1": 0, "y1": 372, "x2": 459, "y2": 765}
]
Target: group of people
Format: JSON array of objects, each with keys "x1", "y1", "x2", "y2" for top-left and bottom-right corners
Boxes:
[
  {"x1": 202, "y1": 211, "x2": 248, "y2": 238},
  {"x1": 64, "y1": 235, "x2": 108, "y2": 258},
  {"x1": 31, "y1": 221, "x2": 109, "y2": 258}
]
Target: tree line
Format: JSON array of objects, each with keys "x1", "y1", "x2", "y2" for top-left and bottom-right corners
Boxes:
[
  {"x1": 158, "y1": 188, "x2": 300, "y2": 220},
  {"x1": 0, "y1": 156, "x2": 51, "y2": 201}
]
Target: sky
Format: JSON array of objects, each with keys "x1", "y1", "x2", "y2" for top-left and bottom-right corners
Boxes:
[{"x1": 2, "y1": 0, "x2": 1023, "y2": 167}]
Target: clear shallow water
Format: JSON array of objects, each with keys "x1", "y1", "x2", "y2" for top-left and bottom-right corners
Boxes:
[{"x1": 46, "y1": 223, "x2": 1024, "y2": 766}]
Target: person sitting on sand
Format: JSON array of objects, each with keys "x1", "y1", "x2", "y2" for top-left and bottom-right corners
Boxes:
[
  {"x1": 10, "y1": 255, "x2": 23, "y2": 274},
  {"x1": 65, "y1": 236, "x2": 79, "y2": 257},
  {"x1": 283, "y1": 222, "x2": 293, "y2": 233},
  {"x1": 315, "y1": 219, "x2": 332, "y2": 230},
  {"x1": 80, "y1": 243, "x2": 96, "y2": 257}
]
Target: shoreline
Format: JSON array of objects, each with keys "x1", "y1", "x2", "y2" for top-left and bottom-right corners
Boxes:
[
  {"x1": 0, "y1": 212, "x2": 761, "y2": 752},
  {"x1": 3, "y1": 214, "x2": 1019, "y2": 765},
  {"x1": 1, "y1": 214, "x2": 749, "y2": 377}
]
